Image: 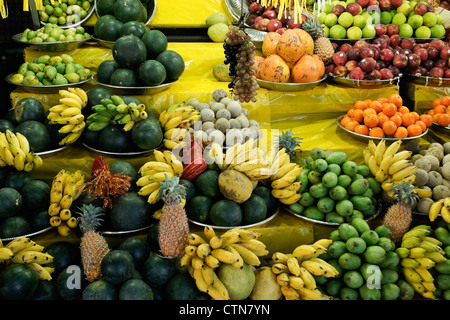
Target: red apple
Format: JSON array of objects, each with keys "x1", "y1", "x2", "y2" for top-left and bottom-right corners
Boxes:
[
  {"x1": 426, "y1": 4, "x2": 435, "y2": 12},
  {"x1": 333, "y1": 65, "x2": 348, "y2": 77},
  {"x1": 380, "y1": 68, "x2": 394, "y2": 79},
  {"x1": 350, "y1": 67, "x2": 365, "y2": 80},
  {"x1": 278, "y1": 11, "x2": 290, "y2": 25},
  {"x1": 422, "y1": 59, "x2": 435, "y2": 70},
  {"x1": 434, "y1": 59, "x2": 448, "y2": 69},
  {"x1": 332, "y1": 42, "x2": 339, "y2": 51},
  {"x1": 393, "y1": 53, "x2": 408, "y2": 68},
  {"x1": 368, "y1": 69, "x2": 382, "y2": 80},
  {"x1": 368, "y1": 0, "x2": 379, "y2": 6},
  {"x1": 379, "y1": 0, "x2": 392, "y2": 11},
  {"x1": 390, "y1": 0, "x2": 403, "y2": 7},
  {"x1": 401, "y1": 38, "x2": 416, "y2": 50},
  {"x1": 369, "y1": 45, "x2": 380, "y2": 60},
  {"x1": 356, "y1": 0, "x2": 370, "y2": 7},
  {"x1": 415, "y1": 47, "x2": 428, "y2": 62},
  {"x1": 387, "y1": 24, "x2": 399, "y2": 36},
  {"x1": 414, "y1": 3, "x2": 428, "y2": 15},
  {"x1": 380, "y1": 48, "x2": 395, "y2": 62},
  {"x1": 358, "y1": 57, "x2": 377, "y2": 72},
  {"x1": 333, "y1": 51, "x2": 348, "y2": 66},
  {"x1": 267, "y1": 19, "x2": 282, "y2": 32},
  {"x1": 347, "y1": 48, "x2": 360, "y2": 60},
  {"x1": 429, "y1": 39, "x2": 446, "y2": 51},
  {"x1": 430, "y1": 67, "x2": 444, "y2": 78},
  {"x1": 249, "y1": 2, "x2": 264, "y2": 14},
  {"x1": 346, "y1": 3, "x2": 362, "y2": 15},
  {"x1": 389, "y1": 65, "x2": 401, "y2": 77},
  {"x1": 340, "y1": 43, "x2": 353, "y2": 53},
  {"x1": 360, "y1": 47, "x2": 375, "y2": 59},
  {"x1": 247, "y1": 14, "x2": 258, "y2": 26},
  {"x1": 263, "y1": 9, "x2": 277, "y2": 20},
  {"x1": 375, "y1": 24, "x2": 388, "y2": 36},
  {"x1": 326, "y1": 63, "x2": 336, "y2": 74},
  {"x1": 253, "y1": 16, "x2": 263, "y2": 27},
  {"x1": 444, "y1": 68, "x2": 450, "y2": 78},
  {"x1": 353, "y1": 40, "x2": 370, "y2": 51},
  {"x1": 440, "y1": 46, "x2": 450, "y2": 60},
  {"x1": 410, "y1": 66, "x2": 428, "y2": 76},
  {"x1": 408, "y1": 53, "x2": 422, "y2": 68},
  {"x1": 256, "y1": 18, "x2": 270, "y2": 31},
  {"x1": 345, "y1": 60, "x2": 359, "y2": 72},
  {"x1": 389, "y1": 34, "x2": 401, "y2": 47},
  {"x1": 332, "y1": 4, "x2": 346, "y2": 16},
  {"x1": 287, "y1": 18, "x2": 301, "y2": 29},
  {"x1": 427, "y1": 46, "x2": 439, "y2": 60}
]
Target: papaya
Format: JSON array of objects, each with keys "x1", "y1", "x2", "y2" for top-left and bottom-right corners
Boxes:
[
  {"x1": 260, "y1": 54, "x2": 290, "y2": 83},
  {"x1": 218, "y1": 169, "x2": 253, "y2": 203}
]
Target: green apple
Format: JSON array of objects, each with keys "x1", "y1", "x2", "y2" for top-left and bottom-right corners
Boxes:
[
  {"x1": 325, "y1": 3, "x2": 334, "y2": 14},
  {"x1": 437, "y1": 14, "x2": 443, "y2": 25},
  {"x1": 325, "y1": 13, "x2": 338, "y2": 27},
  {"x1": 399, "y1": 23, "x2": 414, "y2": 37},
  {"x1": 338, "y1": 12, "x2": 354, "y2": 28},
  {"x1": 322, "y1": 24, "x2": 330, "y2": 37},
  {"x1": 415, "y1": 25, "x2": 431, "y2": 38},
  {"x1": 353, "y1": 14, "x2": 366, "y2": 29},
  {"x1": 392, "y1": 12, "x2": 407, "y2": 25},
  {"x1": 318, "y1": 13, "x2": 326, "y2": 24},
  {"x1": 423, "y1": 12, "x2": 437, "y2": 27},
  {"x1": 408, "y1": 14, "x2": 423, "y2": 29},
  {"x1": 380, "y1": 11, "x2": 393, "y2": 25},
  {"x1": 362, "y1": 24, "x2": 376, "y2": 38},
  {"x1": 397, "y1": 3, "x2": 412, "y2": 16},
  {"x1": 430, "y1": 24, "x2": 446, "y2": 38},
  {"x1": 329, "y1": 24, "x2": 347, "y2": 39},
  {"x1": 347, "y1": 26, "x2": 362, "y2": 39}
]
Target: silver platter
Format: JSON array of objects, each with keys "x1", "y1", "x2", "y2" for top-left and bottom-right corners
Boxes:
[
  {"x1": 40, "y1": 5, "x2": 95, "y2": 29},
  {"x1": 336, "y1": 115, "x2": 428, "y2": 142},
  {"x1": 407, "y1": 74, "x2": 450, "y2": 87},
  {"x1": 225, "y1": 0, "x2": 250, "y2": 27},
  {"x1": 99, "y1": 224, "x2": 152, "y2": 236},
  {"x1": 330, "y1": 38, "x2": 375, "y2": 44},
  {"x1": 82, "y1": 142, "x2": 158, "y2": 157},
  {"x1": 188, "y1": 207, "x2": 279, "y2": 230},
  {"x1": 256, "y1": 74, "x2": 327, "y2": 92},
  {"x1": 92, "y1": 74, "x2": 176, "y2": 95},
  {"x1": 432, "y1": 122, "x2": 450, "y2": 131},
  {"x1": 94, "y1": 0, "x2": 157, "y2": 25},
  {"x1": 285, "y1": 203, "x2": 381, "y2": 226},
  {"x1": 35, "y1": 145, "x2": 70, "y2": 156},
  {"x1": 92, "y1": 37, "x2": 114, "y2": 49},
  {"x1": 1, "y1": 226, "x2": 53, "y2": 242},
  {"x1": 328, "y1": 74, "x2": 402, "y2": 88},
  {"x1": 12, "y1": 33, "x2": 92, "y2": 52},
  {"x1": 5, "y1": 73, "x2": 92, "y2": 94}
]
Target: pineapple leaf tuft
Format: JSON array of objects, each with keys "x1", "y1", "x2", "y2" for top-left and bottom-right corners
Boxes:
[
  {"x1": 391, "y1": 181, "x2": 419, "y2": 206},
  {"x1": 158, "y1": 174, "x2": 186, "y2": 205},
  {"x1": 274, "y1": 128, "x2": 303, "y2": 161},
  {"x1": 76, "y1": 204, "x2": 105, "y2": 233}
]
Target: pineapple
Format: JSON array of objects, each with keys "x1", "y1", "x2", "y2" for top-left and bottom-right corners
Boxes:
[
  {"x1": 301, "y1": 11, "x2": 334, "y2": 64},
  {"x1": 77, "y1": 204, "x2": 110, "y2": 282},
  {"x1": 158, "y1": 175, "x2": 189, "y2": 258},
  {"x1": 382, "y1": 181, "x2": 419, "y2": 243},
  {"x1": 276, "y1": 128, "x2": 303, "y2": 161}
]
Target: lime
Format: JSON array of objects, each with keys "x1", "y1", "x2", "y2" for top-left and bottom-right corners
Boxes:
[
  {"x1": 338, "y1": 12, "x2": 354, "y2": 28},
  {"x1": 324, "y1": 13, "x2": 338, "y2": 28},
  {"x1": 362, "y1": 24, "x2": 376, "y2": 38},
  {"x1": 408, "y1": 14, "x2": 423, "y2": 29},
  {"x1": 423, "y1": 12, "x2": 437, "y2": 27},
  {"x1": 353, "y1": 15, "x2": 366, "y2": 29},
  {"x1": 380, "y1": 11, "x2": 392, "y2": 25},
  {"x1": 329, "y1": 24, "x2": 347, "y2": 39},
  {"x1": 437, "y1": 14, "x2": 443, "y2": 25},
  {"x1": 322, "y1": 24, "x2": 330, "y2": 37},
  {"x1": 415, "y1": 25, "x2": 431, "y2": 38},
  {"x1": 44, "y1": 4, "x2": 54, "y2": 15},
  {"x1": 392, "y1": 12, "x2": 406, "y2": 25},
  {"x1": 347, "y1": 26, "x2": 362, "y2": 39},
  {"x1": 325, "y1": 3, "x2": 334, "y2": 13},
  {"x1": 430, "y1": 24, "x2": 446, "y2": 38},
  {"x1": 398, "y1": 23, "x2": 414, "y2": 38}
]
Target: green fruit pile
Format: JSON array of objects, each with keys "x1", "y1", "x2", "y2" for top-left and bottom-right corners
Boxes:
[
  {"x1": 39, "y1": 0, "x2": 94, "y2": 26},
  {"x1": 9, "y1": 54, "x2": 91, "y2": 86},
  {"x1": 431, "y1": 221, "x2": 450, "y2": 300},
  {"x1": 185, "y1": 171, "x2": 277, "y2": 227},
  {"x1": 288, "y1": 147, "x2": 381, "y2": 224},
  {"x1": 20, "y1": 24, "x2": 90, "y2": 43},
  {"x1": 319, "y1": 219, "x2": 416, "y2": 300}
]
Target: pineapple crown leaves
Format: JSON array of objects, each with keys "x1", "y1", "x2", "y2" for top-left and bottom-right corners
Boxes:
[
  {"x1": 273, "y1": 128, "x2": 303, "y2": 159},
  {"x1": 391, "y1": 180, "x2": 420, "y2": 206},
  {"x1": 76, "y1": 204, "x2": 105, "y2": 233},
  {"x1": 158, "y1": 174, "x2": 186, "y2": 204}
]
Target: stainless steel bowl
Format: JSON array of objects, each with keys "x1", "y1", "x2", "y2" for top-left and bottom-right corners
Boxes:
[
  {"x1": 5, "y1": 73, "x2": 93, "y2": 94},
  {"x1": 256, "y1": 74, "x2": 327, "y2": 92},
  {"x1": 12, "y1": 33, "x2": 92, "y2": 52},
  {"x1": 328, "y1": 74, "x2": 402, "y2": 88},
  {"x1": 94, "y1": 0, "x2": 156, "y2": 25}
]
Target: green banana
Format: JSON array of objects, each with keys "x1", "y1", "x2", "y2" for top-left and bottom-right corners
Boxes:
[{"x1": 110, "y1": 95, "x2": 124, "y2": 105}]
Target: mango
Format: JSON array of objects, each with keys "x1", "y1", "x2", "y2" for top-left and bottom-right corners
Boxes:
[
  {"x1": 381, "y1": 283, "x2": 400, "y2": 300},
  {"x1": 351, "y1": 217, "x2": 370, "y2": 235},
  {"x1": 218, "y1": 169, "x2": 253, "y2": 204},
  {"x1": 359, "y1": 284, "x2": 381, "y2": 300},
  {"x1": 348, "y1": 178, "x2": 369, "y2": 195},
  {"x1": 207, "y1": 23, "x2": 229, "y2": 43},
  {"x1": 435, "y1": 260, "x2": 450, "y2": 275},
  {"x1": 397, "y1": 279, "x2": 415, "y2": 300},
  {"x1": 363, "y1": 245, "x2": 387, "y2": 265},
  {"x1": 249, "y1": 266, "x2": 282, "y2": 300},
  {"x1": 205, "y1": 12, "x2": 229, "y2": 27},
  {"x1": 343, "y1": 270, "x2": 364, "y2": 289},
  {"x1": 9, "y1": 74, "x2": 24, "y2": 84},
  {"x1": 325, "y1": 151, "x2": 347, "y2": 165},
  {"x1": 437, "y1": 274, "x2": 450, "y2": 290},
  {"x1": 218, "y1": 262, "x2": 255, "y2": 300},
  {"x1": 435, "y1": 227, "x2": 450, "y2": 247}
]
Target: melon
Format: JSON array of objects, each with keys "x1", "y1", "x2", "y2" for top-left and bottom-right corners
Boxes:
[{"x1": 217, "y1": 262, "x2": 255, "y2": 300}]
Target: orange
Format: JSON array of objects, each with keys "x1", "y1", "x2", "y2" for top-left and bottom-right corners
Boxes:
[
  {"x1": 354, "y1": 100, "x2": 369, "y2": 110},
  {"x1": 432, "y1": 98, "x2": 442, "y2": 107},
  {"x1": 363, "y1": 107, "x2": 377, "y2": 118},
  {"x1": 378, "y1": 112, "x2": 390, "y2": 127},
  {"x1": 411, "y1": 111, "x2": 420, "y2": 121},
  {"x1": 434, "y1": 105, "x2": 446, "y2": 114},
  {"x1": 350, "y1": 108, "x2": 364, "y2": 123},
  {"x1": 415, "y1": 120, "x2": 427, "y2": 132},
  {"x1": 377, "y1": 97, "x2": 389, "y2": 105},
  {"x1": 382, "y1": 103, "x2": 397, "y2": 117},
  {"x1": 369, "y1": 100, "x2": 383, "y2": 113},
  {"x1": 364, "y1": 114, "x2": 379, "y2": 128},
  {"x1": 388, "y1": 94, "x2": 403, "y2": 108},
  {"x1": 419, "y1": 114, "x2": 433, "y2": 127},
  {"x1": 354, "y1": 124, "x2": 369, "y2": 135},
  {"x1": 441, "y1": 96, "x2": 450, "y2": 106},
  {"x1": 340, "y1": 115, "x2": 352, "y2": 127},
  {"x1": 382, "y1": 120, "x2": 397, "y2": 136},
  {"x1": 369, "y1": 127, "x2": 385, "y2": 138},
  {"x1": 394, "y1": 126, "x2": 408, "y2": 138},
  {"x1": 427, "y1": 109, "x2": 435, "y2": 116},
  {"x1": 407, "y1": 124, "x2": 422, "y2": 137},
  {"x1": 390, "y1": 114, "x2": 402, "y2": 127},
  {"x1": 436, "y1": 113, "x2": 450, "y2": 127},
  {"x1": 345, "y1": 120, "x2": 359, "y2": 132},
  {"x1": 398, "y1": 106, "x2": 410, "y2": 114},
  {"x1": 401, "y1": 113, "x2": 416, "y2": 127}
]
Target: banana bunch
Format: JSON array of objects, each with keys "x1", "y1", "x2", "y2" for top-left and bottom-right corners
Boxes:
[
  {"x1": 0, "y1": 130, "x2": 43, "y2": 172},
  {"x1": 209, "y1": 139, "x2": 273, "y2": 181},
  {"x1": 0, "y1": 237, "x2": 54, "y2": 281},
  {"x1": 271, "y1": 239, "x2": 336, "y2": 300},
  {"x1": 268, "y1": 147, "x2": 303, "y2": 205},
  {"x1": 159, "y1": 102, "x2": 201, "y2": 150},
  {"x1": 48, "y1": 169, "x2": 86, "y2": 236},
  {"x1": 86, "y1": 95, "x2": 148, "y2": 132},
  {"x1": 396, "y1": 225, "x2": 447, "y2": 299},
  {"x1": 47, "y1": 88, "x2": 88, "y2": 146},
  {"x1": 180, "y1": 226, "x2": 268, "y2": 300},
  {"x1": 136, "y1": 150, "x2": 184, "y2": 205},
  {"x1": 364, "y1": 140, "x2": 416, "y2": 192},
  {"x1": 429, "y1": 197, "x2": 450, "y2": 223}
]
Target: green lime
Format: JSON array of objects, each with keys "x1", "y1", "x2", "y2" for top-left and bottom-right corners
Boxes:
[
  {"x1": 324, "y1": 13, "x2": 338, "y2": 28},
  {"x1": 338, "y1": 12, "x2": 354, "y2": 28},
  {"x1": 329, "y1": 24, "x2": 347, "y2": 39},
  {"x1": 399, "y1": 23, "x2": 414, "y2": 38},
  {"x1": 408, "y1": 14, "x2": 423, "y2": 29},
  {"x1": 362, "y1": 24, "x2": 376, "y2": 38},
  {"x1": 415, "y1": 25, "x2": 431, "y2": 38},
  {"x1": 347, "y1": 26, "x2": 362, "y2": 39},
  {"x1": 430, "y1": 24, "x2": 446, "y2": 38},
  {"x1": 423, "y1": 12, "x2": 437, "y2": 27}
]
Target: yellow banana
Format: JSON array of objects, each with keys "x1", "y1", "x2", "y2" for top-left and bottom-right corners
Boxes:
[
  {"x1": 28, "y1": 262, "x2": 52, "y2": 281},
  {"x1": 388, "y1": 160, "x2": 410, "y2": 176},
  {"x1": 209, "y1": 236, "x2": 223, "y2": 250},
  {"x1": 12, "y1": 251, "x2": 53, "y2": 264},
  {"x1": 158, "y1": 111, "x2": 170, "y2": 127},
  {"x1": 292, "y1": 244, "x2": 317, "y2": 260},
  {"x1": 210, "y1": 248, "x2": 239, "y2": 264},
  {"x1": 390, "y1": 150, "x2": 412, "y2": 163},
  {"x1": 401, "y1": 236, "x2": 423, "y2": 249},
  {"x1": 271, "y1": 187, "x2": 298, "y2": 199},
  {"x1": 424, "y1": 252, "x2": 447, "y2": 263},
  {"x1": 391, "y1": 165, "x2": 417, "y2": 181},
  {"x1": 313, "y1": 239, "x2": 333, "y2": 249},
  {"x1": 422, "y1": 282, "x2": 436, "y2": 292},
  {"x1": 441, "y1": 205, "x2": 450, "y2": 223},
  {"x1": 278, "y1": 193, "x2": 302, "y2": 205},
  {"x1": 271, "y1": 263, "x2": 289, "y2": 274},
  {"x1": 238, "y1": 239, "x2": 266, "y2": 252},
  {"x1": 225, "y1": 245, "x2": 244, "y2": 269},
  {"x1": 5, "y1": 237, "x2": 34, "y2": 254},
  {"x1": 59, "y1": 89, "x2": 83, "y2": 106},
  {"x1": 374, "y1": 139, "x2": 386, "y2": 165},
  {"x1": 419, "y1": 240, "x2": 441, "y2": 253},
  {"x1": 60, "y1": 107, "x2": 82, "y2": 117},
  {"x1": 138, "y1": 182, "x2": 161, "y2": 196},
  {"x1": 288, "y1": 276, "x2": 306, "y2": 290},
  {"x1": 164, "y1": 116, "x2": 183, "y2": 130},
  {"x1": 204, "y1": 254, "x2": 221, "y2": 268},
  {"x1": 298, "y1": 287, "x2": 333, "y2": 300},
  {"x1": 197, "y1": 243, "x2": 211, "y2": 258},
  {"x1": 184, "y1": 245, "x2": 198, "y2": 257},
  {"x1": 233, "y1": 228, "x2": 261, "y2": 241},
  {"x1": 193, "y1": 268, "x2": 209, "y2": 293},
  {"x1": 308, "y1": 258, "x2": 339, "y2": 277},
  {"x1": 368, "y1": 155, "x2": 379, "y2": 176},
  {"x1": 210, "y1": 272, "x2": 230, "y2": 300},
  {"x1": 203, "y1": 226, "x2": 216, "y2": 241},
  {"x1": 403, "y1": 268, "x2": 423, "y2": 283},
  {"x1": 301, "y1": 260, "x2": 327, "y2": 276},
  {"x1": 200, "y1": 265, "x2": 216, "y2": 286},
  {"x1": 414, "y1": 267, "x2": 434, "y2": 283},
  {"x1": 13, "y1": 152, "x2": 25, "y2": 171},
  {"x1": 401, "y1": 258, "x2": 421, "y2": 268},
  {"x1": 379, "y1": 154, "x2": 393, "y2": 174},
  {"x1": 414, "y1": 257, "x2": 435, "y2": 269},
  {"x1": 382, "y1": 140, "x2": 402, "y2": 159},
  {"x1": 298, "y1": 266, "x2": 317, "y2": 290},
  {"x1": 429, "y1": 199, "x2": 444, "y2": 222},
  {"x1": 281, "y1": 285, "x2": 301, "y2": 300},
  {"x1": 271, "y1": 162, "x2": 298, "y2": 181},
  {"x1": 15, "y1": 132, "x2": 30, "y2": 155},
  {"x1": 287, "y1": 257, "x2": 301, "y2": 276},
  {"x1": 271, "y1": 166, "x2": 303, "y2": 189},
  {"x1": 272, "y1": 252, "x2": 290, "y2": 264},
  {"x1": 59, "y1": 194, "x2": 73, "y2": 209},
  {"x1": 229, "y1": 243, "x2": 261, "y2": 266},
  {"x1": 408, "y1": 247, "x2": 427, "y2": 258},
  {"x1": 59, "y1": 97, "x2": 82, "y2": 109},
  {"x1": 0, "y1": 247, "x2": 14, "y2": 260},
  {"x1": 220, "y1": 231, "x2": 240, "y2": 246}
]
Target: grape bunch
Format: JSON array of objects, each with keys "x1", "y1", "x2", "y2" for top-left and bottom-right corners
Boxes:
[{"x1": 223, "y1": 24, "x2": 259, "y2": 103}]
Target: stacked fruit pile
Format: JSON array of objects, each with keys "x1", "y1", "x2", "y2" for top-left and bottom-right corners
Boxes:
[
  {"x1": 9, "y1": 53, "x2": 91, "y2": 86},
  {"x1": 289, "y1": 147, "x2": 381, "y2": 223},
  {"x1": 39, "y1": 0, "x2": 94, "y2": 26},
  {"x1": 19, "y1": 24, "x2": 90, "y2": 43},
  {"x1": 426, "y1": 95, "x2": 450, "y2": 127},
  {"x1": 322, "y1": 219, "x2": 410, "y2": 300},
  {"x1": 432, "y1": 222, "x2": 450, "y2": 299},
  {"x1": 96, "y1": 28, "x2": 184, "y2": 87},
  {"x1": 342, "y1": 94, "x2": 432, "y2": 138}
]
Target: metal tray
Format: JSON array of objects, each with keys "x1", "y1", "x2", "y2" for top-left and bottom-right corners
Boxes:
[
  {"x1": 328, "y1": 74, "x2": 402, "y2": 88},
  {"x1": 82, "y1": 142, "x2": 158, "y2": 157},
  {"x1": 225, "y1": 0, "x2": 250, "y2": 27},
  {"x1": 330, "y1": 38, "x2": 375, "y2": 44},
  {"x1": 407, "y1": 73, "x2": 450, "y2": 87},
  {"x1": 5, "y1": 73, "x2": 93, "y2": 93},
  {"x1": 188, "y1": 207, "x2": 279, "y2": 230},
  {"x1": 92, "y1": 37, "x2": 114, "y2": 49},
  {"x1": 99, "y1": 224, "x2": 152, "y2": 236},
  {"x1": 256, "y1": 74, "x2": 327, "y2": 92},
  {"x1": 92, "y1": 74, "x2": 177, "y2": 95},
  {"x1": 40, "y1": 5, "x2": 95, "y2": 29},
  {"x1": 12, "y1": 33, "x2": 92, "y2": 51},
  {"x1": 1, "y1": 226, "x2": 53, "y2": 242},
  {"x1": 94, "y1": 0, "x2": 157, "y2": 25},
  {"x1": 432, "y1": 122, "x2": 450, "y2": 131},
  {"x1": 336, "y1": 115, "x2": 428, "y2": 142},
  {"x1": 36, "y1": 145, "x2": 70, "y2": 156},
  {"x1": 284, "y1": 203, "x2": 381, "y2": 226}
]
